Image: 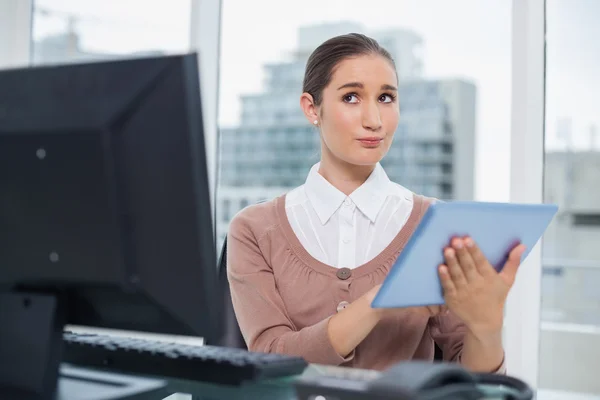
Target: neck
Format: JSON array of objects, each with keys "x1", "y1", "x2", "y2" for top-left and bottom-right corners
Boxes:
[{"x1": 318, "y1": 145, "x2": 376, "y2": 196}]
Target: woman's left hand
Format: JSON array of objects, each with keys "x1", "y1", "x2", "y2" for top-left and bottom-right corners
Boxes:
[{"x1": 438, "y1": 237, "x2": 526, "y2": 339}]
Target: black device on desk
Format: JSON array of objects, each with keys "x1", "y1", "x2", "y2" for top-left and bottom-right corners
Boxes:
[
  {"x1": 0, "y1": 53, "x2": 307, "y2": 400},
  {"x1": 294, "y1": 362, "x2": 534, "y2": 400},
  {"x1": 62, "y1": 331, "x2": 307, "y2": 386}
]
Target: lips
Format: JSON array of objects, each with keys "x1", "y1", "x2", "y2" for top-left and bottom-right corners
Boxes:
[
  {"x1": 357, "y1": 137, "x2": 384, "y2": 148},
  {"x1": 358, "y1": 137, "x2": 383, "y2": 143}
]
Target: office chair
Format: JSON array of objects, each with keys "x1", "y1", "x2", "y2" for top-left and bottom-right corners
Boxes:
[{"x1": 216, "y1": 235, "x2": 248, "y2": 349}]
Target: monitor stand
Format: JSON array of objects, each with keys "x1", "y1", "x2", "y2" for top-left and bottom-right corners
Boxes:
[{"x1": 0, "y1": 291, "x2": 167, "y2": 400}]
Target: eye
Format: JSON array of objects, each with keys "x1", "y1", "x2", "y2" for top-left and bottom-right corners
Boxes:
[
  {"x1": 379, "y1": 93, "x2": 396, "y2": 103},
  {"x1": 342, "y1": 93, "x2": 359, "y2": 103}
]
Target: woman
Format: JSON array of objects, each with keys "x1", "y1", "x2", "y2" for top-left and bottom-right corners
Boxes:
[{"x1": 226, "y1": 33, "x2": 525, "y2": 373}]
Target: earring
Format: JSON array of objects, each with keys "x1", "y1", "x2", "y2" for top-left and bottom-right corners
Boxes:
[{"x1": 313, "y1": 120, "x2": 318, "y2": 125}]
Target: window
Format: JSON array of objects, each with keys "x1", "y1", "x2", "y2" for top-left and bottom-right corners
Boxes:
[
  {"x1": 540, "y1": 0, "x2": 600, "y2": 396},
  {"x1": 222, "y1": 199, "x2": 231, "y2": 222},
  {"x1": 31, "y1": 0, "x2": 191, "y2": 66},
  {"x1": 217, "y1": 0, "x2": 511, "y2": 246}
]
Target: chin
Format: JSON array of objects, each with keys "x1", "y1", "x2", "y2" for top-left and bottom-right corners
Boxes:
[
  {"x1": 327, "y1": 143, "x2": 389, "y2": 167},
  {"x1": 351, "y1": 148, "x2": 388, "y2": 165},
  {"x1": 345, "y1": 153, "x2": 385, "y2": 167}
]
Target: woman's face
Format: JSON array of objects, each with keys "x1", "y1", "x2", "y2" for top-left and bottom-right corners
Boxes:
[{"x1": 303, "y1": 54, "x2": 400, "y2": 167}]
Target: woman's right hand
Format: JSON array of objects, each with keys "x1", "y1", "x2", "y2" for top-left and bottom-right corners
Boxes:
[{"x1": 364, "y1": 283, "x2": 448, "y2": 318}]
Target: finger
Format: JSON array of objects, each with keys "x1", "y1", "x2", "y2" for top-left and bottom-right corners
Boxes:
[
  {"x1": 452, "y1": 237, "x2": 479, "y2": 282},
  {"x1": 464, "y1": 237, "x2": 496, "y2": 277},
  {"x1": 439, "y1": 264, "x2": 457, "y2": 297},
  {"x1": 427, "y1": 305, "x2": 444, "y2": 316},
  {"x1": 444, "y1": 248, "x2": 468, "y2": 289},
  {"x1": 431, "y1": 305, "x2": 448, "y2": 316},
  {"x1": 499, "y1": 244, "x2": 526, "y2": 284}
]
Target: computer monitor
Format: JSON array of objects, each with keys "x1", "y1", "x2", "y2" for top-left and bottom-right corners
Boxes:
[{"x1": 0, "y1": 53, "x2": 223, "y2": 399}]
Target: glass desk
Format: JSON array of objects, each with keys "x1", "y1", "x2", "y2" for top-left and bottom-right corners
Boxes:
[{"x1": 56, "y1": 363, "x2": 531, "y2": 400}]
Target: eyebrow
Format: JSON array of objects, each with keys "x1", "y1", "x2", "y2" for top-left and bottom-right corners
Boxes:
[{"x1": 337, "y1": 82, "x2": 398, "y2": 91}]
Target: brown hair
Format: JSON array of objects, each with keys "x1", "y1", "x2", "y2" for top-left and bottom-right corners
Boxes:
[{"x1": 302, "y1": 33, "x2": 397, "y2": 106}]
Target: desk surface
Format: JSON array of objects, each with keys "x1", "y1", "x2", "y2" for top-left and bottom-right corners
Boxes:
[
  {"x1": 154, "y1": 364, "x2": 382, "y2": 400},
  {"x1": 58, "y1": 362, "x2": 589, "y2": 400},
  {"x1": 160, "y1": 364, "x2": 531, "y2": 400},
  {"x1": 58, "y1": 363, "x2": 537, "y2": 400}
]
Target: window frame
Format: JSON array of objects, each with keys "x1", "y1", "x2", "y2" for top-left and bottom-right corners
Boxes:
[
  {"x1": 189, "y1": 0, "x2": 222, "y2": 229},
  {"x1": 505, "y1": 0, "x2": 546, "y2": 388},
  {"x1": 0, "y1": 0, "x2": 32, "y2": 69}
]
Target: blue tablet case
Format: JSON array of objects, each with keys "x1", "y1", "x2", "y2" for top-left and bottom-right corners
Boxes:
[{"x1": 371, "y1": 201, "x2": 559, "y2": 308}]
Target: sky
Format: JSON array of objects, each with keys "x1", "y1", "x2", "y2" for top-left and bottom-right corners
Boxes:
[
  {"x1": 545, "y1": 0, "x2": 600, "y2": 151},
  {"x1": 30, "y1": 0, "x2": 600, "y2": 201},
  {"x1": 32, "y1": 0, "x2": 191, "y2": 53}
]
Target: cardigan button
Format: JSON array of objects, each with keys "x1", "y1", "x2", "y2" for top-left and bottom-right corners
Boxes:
[{"x1": 336, "y1": 267, "x2": 352, "y2": 280}]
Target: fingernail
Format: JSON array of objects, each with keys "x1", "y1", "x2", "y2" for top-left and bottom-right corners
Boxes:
[
  {"x1": 453, "y1": 239, "x2": 463, "y2": 249},
  {"x1": 465, "y1": 238, "x2": 474, "y2": 247},
  {"x1": 445, "y1": 248, "x2": 455, "y2": 258}
]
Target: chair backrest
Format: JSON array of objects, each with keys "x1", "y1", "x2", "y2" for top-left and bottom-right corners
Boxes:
[
  {"x1": 215, "y1": 235, "x2": 247, "y2": 349},
  {"x1": 434, "y1": 342, "x2": 443, "y2": 361}
]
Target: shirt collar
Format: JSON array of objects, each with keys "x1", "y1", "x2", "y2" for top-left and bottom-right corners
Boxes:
[
  {"x1": 304, "y1": 162, "x2": 391, "y2": 225},
  {"x1": 349, "y1": 163, "x2": 391, "y2": 223},
  {"x1": 304, "y1": 163, "x2": 346, "y2": 225}
]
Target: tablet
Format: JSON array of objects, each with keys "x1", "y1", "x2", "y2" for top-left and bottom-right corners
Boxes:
[{"x1": 371, "y1": 201, "x2": 559, "y2": 308}]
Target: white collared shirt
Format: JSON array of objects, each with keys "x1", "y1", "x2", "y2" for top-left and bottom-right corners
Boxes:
[{"x1": 285, "y1": 163, "x2": 414, "y2": 269}]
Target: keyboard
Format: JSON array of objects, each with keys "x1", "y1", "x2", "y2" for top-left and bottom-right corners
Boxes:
[{"x1": 62, "y1": 332, "x2": 308, "y2": 386}]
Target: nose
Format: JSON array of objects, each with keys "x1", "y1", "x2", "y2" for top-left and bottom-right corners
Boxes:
[{"x1": 362, "y1": 101, "x2": 382, "y2": 131}]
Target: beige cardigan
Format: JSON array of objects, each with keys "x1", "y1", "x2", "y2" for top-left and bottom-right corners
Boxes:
[{"x1": 227, "y1": 194, "x2": 481, "y2": 371}]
